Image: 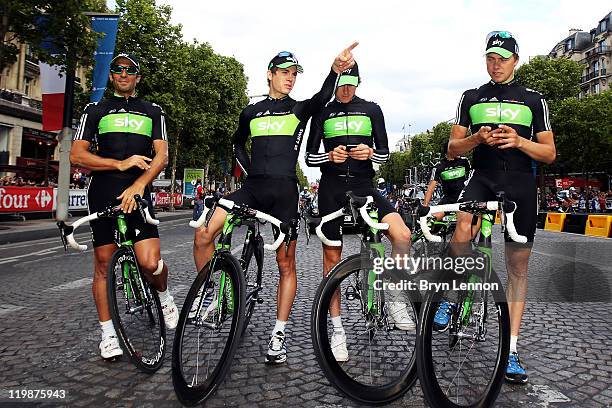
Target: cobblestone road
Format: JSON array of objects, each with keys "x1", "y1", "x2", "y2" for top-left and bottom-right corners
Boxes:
[{"x1": 0, "y1": 217, "x2": 610, "y2": 407}]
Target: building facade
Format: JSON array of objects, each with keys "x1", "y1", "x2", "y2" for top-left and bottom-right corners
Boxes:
[
  {"x1": 549, "y1": 11, "x2": 612, "y2": 97},
  {"x1": 0, "y1": 38, "x2": 87, "y2": 179}
]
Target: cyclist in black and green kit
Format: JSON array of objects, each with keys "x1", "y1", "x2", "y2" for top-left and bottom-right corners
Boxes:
[
  {"x1": 443, "y1": 32, "x2": 556, "y2": 384},
  {"x1": 424, "y1": 142, "x2": 471, "y2": 220},
  {"x1": 193, "y1": 43, "x2": 358, "y2": 365},
  {"x1": 306, "y1": 62, "x2": 414, "y2": 362},
  {"x1": 71, "y1": 53, "x2": 178, "y2": 360}
]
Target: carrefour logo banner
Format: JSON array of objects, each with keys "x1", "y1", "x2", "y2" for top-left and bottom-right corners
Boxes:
[
  {"x1": 0, "y1": 187, "x2": 54, "y2": 212},
  {"x1": 90, "y1": 15, "x2": 120, "y2": 103}
]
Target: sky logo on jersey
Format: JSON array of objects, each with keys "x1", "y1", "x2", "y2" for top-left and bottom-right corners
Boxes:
[
  {"x1": 440, "y1": 167, "x2": 466, "y2": 181},
  {"x1": 469, "y1": 102, "x2": 532, "y2": 127},
  {"x1": 98, "y1": 113, "x2": 153, "y2": 136},
  {"x1": 323, "y1": 115, "x2": 372, "y2": 138},
  {"x1": 250, "y1": 114, "x2": 300, "y2": 136}
]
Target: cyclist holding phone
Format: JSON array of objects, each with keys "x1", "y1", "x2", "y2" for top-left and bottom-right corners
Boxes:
[{"x1": 306, "y1": 62, "x2": 413, "y2": 362}]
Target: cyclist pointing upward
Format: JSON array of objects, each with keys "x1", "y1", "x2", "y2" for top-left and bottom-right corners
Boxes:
[
  {"x1": 446, "y1": 32, "x2": 556, "y2": 384},
  {"x1": 194, "y1": 43, "x2": 358, "y2": 364}
]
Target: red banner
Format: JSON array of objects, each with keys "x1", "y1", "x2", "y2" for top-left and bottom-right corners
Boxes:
[
  {"x1": 154, "y1": 192, "x2": 183, "y2": 208},
  {"x1": 0, "y1": 186, "x2": 55, "y2": 212}
]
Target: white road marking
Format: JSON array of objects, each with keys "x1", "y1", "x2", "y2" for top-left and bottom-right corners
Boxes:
[
  {"x1": 47, "y1": 277, "x2": 93, "y2": 292},
  {"x1": 0, "y1": 245, "x2": 65, "y2": 265},
  {"x1": 0, "y1": 304, "x2": 25, "y2": 316},
  {"x1": 527, "y1": 384, "x2": 570, "y2": 406}
]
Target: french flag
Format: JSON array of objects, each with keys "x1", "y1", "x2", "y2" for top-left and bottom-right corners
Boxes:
[{"x1": 39, "y1": 62, "x2": 65, "y2": 131}]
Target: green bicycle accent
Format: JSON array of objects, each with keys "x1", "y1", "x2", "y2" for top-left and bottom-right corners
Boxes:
[{"x1": 368, "y1": 241, "x2": 385, "y2": 314}]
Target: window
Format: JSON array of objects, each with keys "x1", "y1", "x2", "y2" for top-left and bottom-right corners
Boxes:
[
  {"x1": 565, "y1": 39, "x2": 573, "y2": 51},
  {"x1": 600, "y1": 20, "x2": 607, "y2": 33},
  {"x1": 593, "y1": 61, "x2": 599, "y2": 73},
  {"x1": 593, "y1": 83, "x2": 600, "y2": 94},
  {"x1": 24, "y1": 77, "x2": 32, "y2": 96},
  {"x1": 0, "y1": 126, "x2": 9, "y2": 151}
]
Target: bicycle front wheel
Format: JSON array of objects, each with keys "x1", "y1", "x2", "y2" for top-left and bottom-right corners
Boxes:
[
  {"x1": 172, "y1": 252, "x2": 246, "y2": 406},
  {"x1": 312, "y1": 254, "x2": 419, "y2": 405},
  {"x1": 416, "y1": 269, "x2": 510, "y2": 408},
  {"x1": 107, "y1": 247, "x2": 165, "y2": 373}
]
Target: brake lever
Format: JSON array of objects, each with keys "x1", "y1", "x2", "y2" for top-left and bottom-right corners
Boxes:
[
  {"x1": 284, "y1": 219, "x2": 297, "y2": 256},
  {"x1": 57, "y1": 221, "x2": 68, "y2": 252}
]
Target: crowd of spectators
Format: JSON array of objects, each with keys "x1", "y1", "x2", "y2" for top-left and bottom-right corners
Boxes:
[
  {"x1": 0, "y1": 175, "x2": 59, "y2": 187},
  {"x1": 542, "y1": 187, "x2": 612, "y2": 213}
]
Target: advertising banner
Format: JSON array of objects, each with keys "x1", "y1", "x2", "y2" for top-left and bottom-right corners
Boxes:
[
  {"x1": 0, "y1": 186, "x2": 54, "y2": 212},
  {"x1": 183, "y1": 168, "x2": 204, "y2": 198},
  {"x1": 154, "y1": 192, "x2": 183, "y2": 208},
  {"x1": 90, "y1": 15, "x2": 120, "y2": 102}
]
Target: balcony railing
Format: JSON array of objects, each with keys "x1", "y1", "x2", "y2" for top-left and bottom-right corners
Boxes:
[
  {"x1": 579, "y1": 45, "x2": 612, "y2": 64},
  {"x1": 0, "y1": 89, "x2": 42, "y2": 111},
  {"x1": 581, "y1": 68, "x2": 609, "y2": 83}
]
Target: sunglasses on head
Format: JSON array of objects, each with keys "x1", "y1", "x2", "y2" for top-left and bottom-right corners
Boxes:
[
  {"x1": 110, "y1": 64, "x2": 139, "y2": 75},
  {"x1": 486, "y1": 31, "x2": 513, "y2": 42},
  {"x1": 277, "y1": 51, "x2": 297, "y2": 59}
]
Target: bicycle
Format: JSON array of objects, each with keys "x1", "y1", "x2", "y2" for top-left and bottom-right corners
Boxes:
[
  {"x1": 415, "y1": 192, "x2": 527, "y2": 407},
  {"x1": 57, "y1": 195, "x2": 166, "y2": 373},
  {"x1": 172, "y1": 195, "x2": 289, "y2": 406},
  {"x1": 309, "y1": 191, "x2": 420, "y2": 405}
]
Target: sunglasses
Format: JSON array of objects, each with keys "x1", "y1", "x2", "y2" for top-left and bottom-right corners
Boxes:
[
  {"x1": 110, "y1": 64, "x2": 139, "y2": 75},
  {"x1": 486, "y1": 31, "x2": 513, "y2": 42},
  {"x1": 277, "y1": 51, "x2": 297, "y2": 59}
]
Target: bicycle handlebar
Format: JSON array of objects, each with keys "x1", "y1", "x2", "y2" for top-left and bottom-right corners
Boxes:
[
  {"x1": 188, "y1": 195, "x2": 288, "y2": 251},
  {"x1": 58, "y1": 195, "x2": 158, "y2": 252},
  {"x1": 417, "y1": 198, "x2": 527, "y2": 244},
  {"x1": 312, "y1": 193, "x2": 389, "y2": 247}
]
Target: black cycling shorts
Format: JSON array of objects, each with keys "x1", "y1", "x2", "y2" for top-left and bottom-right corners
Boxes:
[
  {"x1": 458, "y1": 169, "x2": 537, "y2": 242},
  {"x1": 225, "y1": 176, "x2": 299, "y2": 240},
  {"x1": 318, "y1": 175, "x2": 398, "y2": 242},
  {"x1": 87, "y1": 174, "x2": 159, "y2": 248},
  {"x1": 437, "y1": 194, "x2": 461, "y2": 206}
]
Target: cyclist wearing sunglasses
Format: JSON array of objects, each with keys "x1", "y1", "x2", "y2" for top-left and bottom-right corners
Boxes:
[
  {"x1": 305, "y1": 62, "x2": 414, "y2": 361},
  {"x1": 193, "y1": 42, "x2": 358, "y2": 365},
  {"x1": 445, "y1": 32, "x2": 556, "y2": 384},
  {"x1": 71, "y1": 53, "x2": 178, "y2": 360}
]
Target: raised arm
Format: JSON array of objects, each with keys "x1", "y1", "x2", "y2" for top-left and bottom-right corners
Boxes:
[{"x1": 295, "y1": 42, "x2": 359, "y2": 121}]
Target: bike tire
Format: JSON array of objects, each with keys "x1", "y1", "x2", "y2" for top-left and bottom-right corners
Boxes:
[
  {"x1": 172, "y1": 252, "x2": 246, "y2": 406},
  {"x1": 416, "y1": 269, "x2": 510, "y2": 408},
  {"x1": 312, "y1": 254, "x2": 419, "y2": 405},
  {"x1": 107, "y1": 247, "x2": 166, "y2": 373}
]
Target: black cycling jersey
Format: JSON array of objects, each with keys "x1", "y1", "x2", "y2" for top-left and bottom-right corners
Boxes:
[
  {"x1": 431, "y1": 157, "x2": 471, "y2": 202},
  {"x1": 74, "y1": 94, "x2": 168, "y2": 179},
  {"x1": 305, "y1": 96, "x2": 389, "y2": 178},
  {"x1": 233, "y1": 69, "x2": 339, "y2": 179},
  {"x1": 455, "y1": 80, "x2": 551, "y2": 173}
]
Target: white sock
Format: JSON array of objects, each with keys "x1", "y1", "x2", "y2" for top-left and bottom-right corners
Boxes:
[
  {"x1": 272, "y1": 320, "x2": 287, "y2": 335},
  {"x1": 100, "y1": 320, "x2": 116, "y2": 339},
  {"x1": 331, "y1": 316, "x2": 344, "y2": 333},
  {"x1": 510, "y1": 335, "x2": 518, "y2": 353},
  {"x1": 158, "y1": 289, "x2": 171, "y2": 303}
]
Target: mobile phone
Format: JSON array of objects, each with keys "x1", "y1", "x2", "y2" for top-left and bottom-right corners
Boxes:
[{"x1": 347, "y1": 144, "x2": 358, "y2": 151}]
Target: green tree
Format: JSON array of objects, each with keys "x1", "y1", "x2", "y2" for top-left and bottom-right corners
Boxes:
[
  {"x1": 552, "y1": 91, "x2": 612, "y2": 176},
  {"x1": 515, "y1": 56, "x2": 583, "y2": 104},
  {"x1": 296, "y1": 163, "x2": 309, "y2": 187},
  {"x1": 1, "y1": 0, "x2": 107, "y2": 71}
]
